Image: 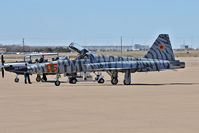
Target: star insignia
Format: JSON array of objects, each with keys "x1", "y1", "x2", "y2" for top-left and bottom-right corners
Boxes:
[{"x1": 159, "y1": 44, "x2": 164, "y2": 50}]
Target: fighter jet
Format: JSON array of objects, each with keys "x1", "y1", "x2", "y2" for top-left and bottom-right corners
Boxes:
[{"x1": 27, "y1": 34, "x2": 185, "y2": 86}]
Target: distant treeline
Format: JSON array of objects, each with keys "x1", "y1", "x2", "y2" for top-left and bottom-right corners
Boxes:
[{"x1": 0, "y1": 44, "x2": 71, "y2": 52}]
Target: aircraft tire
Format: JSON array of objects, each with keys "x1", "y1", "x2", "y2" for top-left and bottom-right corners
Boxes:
[
  {"x1": 55, "y1": 81, "x2": 61, "y2": 86},
  {"x1": 111, "y1": 78, "x2": 118, "y2": 85},
  {"x1": 69, "y1": 78, "x2": 77, "y2": 84},
  {"x1": 123, "y1": 80, "x2": 131, "y2": 85},
  {"x1": 15, "y1": 78, "x2": 19, "y2": 83},
  {"x1": 36, "y1": 75, "x2": 41, "y2": 82},
  {"x1": 98, "y1": 78, "x2": 105, "y2": 84}
]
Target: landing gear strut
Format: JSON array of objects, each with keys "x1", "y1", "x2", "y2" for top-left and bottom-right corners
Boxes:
[
  {"x1": 41, "y1": 74, "x2": 47, "y2": 82},
  {"x1": 108, "y1": 71, "x2": 118, "y2": 85},
  {"x1": 55, "y1": 74, "x2": 61, "y2": 86},
  {"x1": 111, "y1": 77, "x2": 118, "y2": 85},
  {"x1": 123, "y1": 70, "x2": 131, "y2": 85},
  {"x1": 14, "y1": 75, "x2": 19, "y2": 83}
]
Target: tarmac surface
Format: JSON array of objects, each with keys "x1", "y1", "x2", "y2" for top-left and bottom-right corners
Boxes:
[{"x1": 0, "y1": 57, "x2": 199, "y2": 133}]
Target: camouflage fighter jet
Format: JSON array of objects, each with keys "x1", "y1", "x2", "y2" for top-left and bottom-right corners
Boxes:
[{"x1": 26, "y1": 34, "x2": 185, "y2": 86}]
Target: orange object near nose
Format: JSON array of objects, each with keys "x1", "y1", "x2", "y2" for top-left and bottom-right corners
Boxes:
[
  {"x1": 47, "y1": 64, "x2": 51, "y2": 72},
  {"x1": 46, "y1": 64, "x2": 58, "y2": 72},
  {"x1": 52, "y1": 64, "x2": 58, "y2": 71}
]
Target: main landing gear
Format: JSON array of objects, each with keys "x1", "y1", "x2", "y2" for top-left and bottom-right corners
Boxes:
[
  {"x1": 67, "y1": 73, "x2": 78, "y2": 84},
  {"x1": 111, "y1": 71, "x2": 118, "y2": 85},
  {"x1": 123, "y1": 70, "x2": 131, "y2": 85},
  {"x1": 111, "y1": 77, "x2": 118, "y2": 85},
  {"x1": 108, "y1": 71, "x2": 118, "y2": 85},
  {"x1": 36, "y1": 74, "x2": 47, "y2": 82},
  {"x1": 108, "y1": 70, "x2": 131, "y2": 85}
]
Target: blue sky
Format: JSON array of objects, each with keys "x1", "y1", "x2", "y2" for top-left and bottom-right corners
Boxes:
[{"x1": 0, "y1": 0, "x2": 199, "y2": 48}]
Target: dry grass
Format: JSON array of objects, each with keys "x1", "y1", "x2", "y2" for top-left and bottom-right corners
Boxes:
[
  {"x1": 175, "y1": 50, "x2": 199, "y2": 57},
  {"x1": 96, "y1": 51, "x2": 147, "y2": 57}
]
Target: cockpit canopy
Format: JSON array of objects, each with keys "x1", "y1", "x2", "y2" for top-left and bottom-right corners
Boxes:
[{"x1": 69, "y1": 42, "x2": 88, "y2": 55}]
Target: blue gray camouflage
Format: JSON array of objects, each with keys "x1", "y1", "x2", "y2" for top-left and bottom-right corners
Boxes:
[{"x1": 28, "y1": 34, "x2": 184, "y2": 75}]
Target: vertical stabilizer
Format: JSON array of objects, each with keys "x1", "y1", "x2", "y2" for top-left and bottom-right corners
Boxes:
[{"x1": 144, "y1": 34, "x2": 175, "y2": 61}]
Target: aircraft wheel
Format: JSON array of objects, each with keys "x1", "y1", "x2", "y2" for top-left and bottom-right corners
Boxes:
[
  {"x1": 123, "y1": 80, "x2": 131, "y2": 85},
  {"x1": 98, "y1": 78, "x2": 105, "y2": 84},
  {"x1": 41, "y1": 77, "x2": 47, "y2": 82},
  {"x1": 111, "y1": 78, "x2": 118, "y2": 85},
  {"x1": 36, "y1": 75, "x2": 41, "y2": 82},
  {"x1": 69, "y1": 78, "x2": 77, "y2": 84},
  {"x1": 55, "y1": 81, "x2": 61, "y2": 86},
  {"x1": 15, "y1": 78, "x2": 19, "y2": 83}
]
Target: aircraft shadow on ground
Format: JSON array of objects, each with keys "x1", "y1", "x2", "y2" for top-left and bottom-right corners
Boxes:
[
  {"x1": 39, "y1": 80, "x2": 199, "y2": 87},
  {"x1": 132, "y1": 83, "x2": 198, "y2": 86},
  {"x1": 42, "y1": 80, "x2": 67, "y2": 83}
]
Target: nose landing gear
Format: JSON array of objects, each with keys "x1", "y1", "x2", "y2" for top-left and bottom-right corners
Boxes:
[
  {"x1": 15, "y1": 75, "x2": 19, "y2": 83},
  {"x1": 55, "y1": 74, "x2": 61, "y2": 86}
]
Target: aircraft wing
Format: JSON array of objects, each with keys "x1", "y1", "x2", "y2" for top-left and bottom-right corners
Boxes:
[
  {"x1": 25, "y1": 53, "x2": 58, "y2": 58},
  {"x1": 30, "y1": 53, "x2": 58, "y2": 56}
]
